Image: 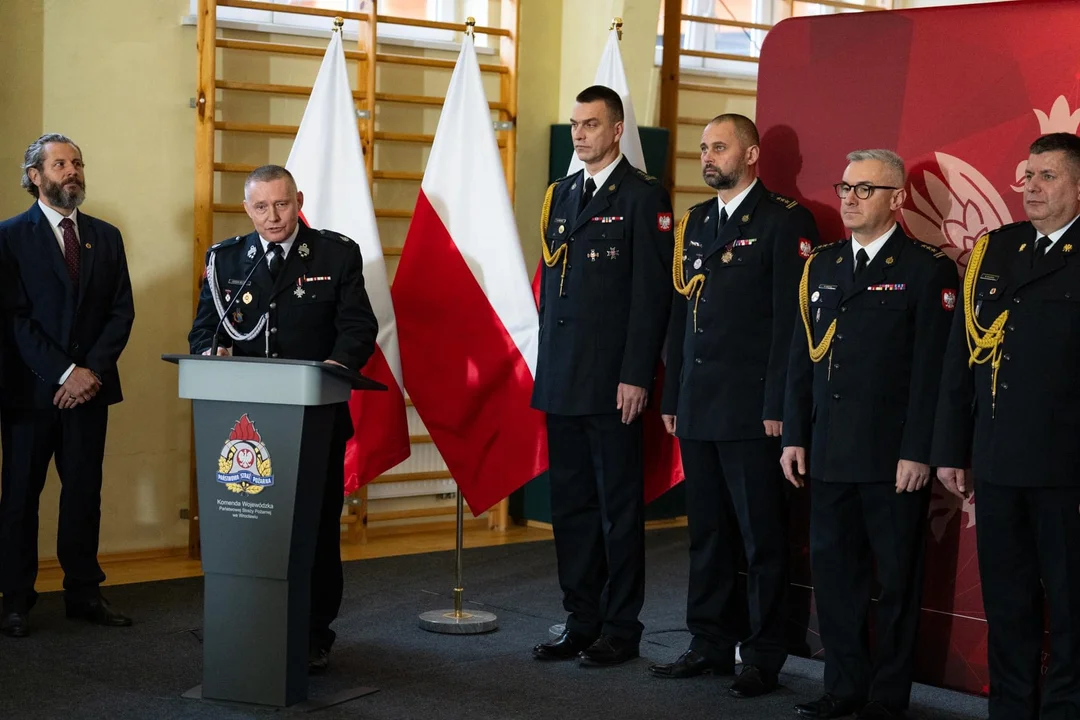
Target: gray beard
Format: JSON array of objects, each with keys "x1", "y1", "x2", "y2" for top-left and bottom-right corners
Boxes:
[
  {"x1": 41, "y1": 177, "x2": 85, "y2": 211},
  {"x1": 703, "y1": 167, "x2": 740, "y2": 190}
]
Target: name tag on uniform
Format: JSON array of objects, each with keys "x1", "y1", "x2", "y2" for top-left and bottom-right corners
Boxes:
[
  {"x1": 867, "y1": 283, "x2": 906, "y2": 291},
  {"x1": 227, "y1": 278, "x2": 247, "y2": 286},
  {"x1": 591, "y1": 216, "x2": 624, "y2": 223},
  {"x1": 817, "y1": 284, "x2": 838, "y2": 290},
  {"x1": 731, "y1": 238, "x2": 757, "y2": 247}
]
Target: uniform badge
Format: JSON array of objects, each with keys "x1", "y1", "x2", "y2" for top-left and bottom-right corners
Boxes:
[
  {"x1": 989, "y1": 288, "x2": 998, "y2": 295},
  {"x1": 815, "y1": 308, "x2": 821, "y2": 323},
  {"x1": 608, "y1": 184, "x2": 616, "y2": 191},
  {"x1": 942, "y1": 289, "x2": 957, "y2": 311},
  {"x1": 232, "y1": 309, "x2": 243, "y2": 324},
  {"x1": 224, "y1": 290, "x2": 232, "y2": 303},
  {"x1": 298, "y1": 243, "x2": 310, "y2": 258},
  {"x1": 798, "y1": 238, "x2": 812, "y2": 259},
  {"x1": 587, "y1": 249, "x2": 600, "y2": 262},
  {"x1": 607, "y1": 247, "x2": 619, "y2": 260},
  {"x1": 294, "y1": 286, "x2": 306, "y2": 298},
  {"x1": 741, "y1": 214, "x2": 750, "y2": 223},
  {"x1": 693, "y1": 258, "x2": 703, "y2": 270},
  {"x1": 721, "y1": 250, "x2": 734, "y2": 264},
  {"x1": 836, "y1": 255, "x2": 843, "y2": 264},
  {"x1": 811, "y1": 291, "x2": 820, "y2": 302},
  {"x1": 247, "y1": 245, "x2": 257, "y2": 259},
  {"x1": 1018, "y1": 243, "x2": 1027, "y2": 252},
  {"x1": 1065, "y1": 244, "x2": 1074, "y2": 253},
  {"x1": 657, "y1": 212, "x2": 673, "y2": 232},
  {"x1": 885, "y1": 256, "x2": 895, "y2": 265},
  {"x1": 570, "y1": 183, "x2": 577, "y2": 190},
  {"x1": 704, "y1": 216, "x2": 710, "y2": 223},
  {"x1": 242, "y1": 292, "x2": 253, "y2": 305},
  {"x1": 85, "y1": 243, "x2": 91, "y2": 249},
  {"x1": 558, "y1": 225, "x2": 565, "y2": 234}
]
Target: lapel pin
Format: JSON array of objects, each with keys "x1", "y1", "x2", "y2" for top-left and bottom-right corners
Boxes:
[
  {"x1": 741, "y1": 214, "x2": 750, "y2": 223},
  {"x1": 247, "y1": 245, "x2": 257, "y2": 259},
  {"x1": 608, "y1": 184, "x2": 616, "y2": 191},
  {"x1": 885, "y1": 256, "x2": 895, "y2": 265},
  {"x1": 570, "y1": 183, "x2": 577, "y2": 190},
  {"x1": 84, "y1": 243, "x2": 91, "y2": 249},
  {"x1": 558, "y1": 225, "x2": 565, "y2": 234},
  {"x1": 836, "y1": 256, "x2": 843, "y2": 264},
  {"x1": 298, "y1": 243, "x2": 310, "y2": 258},
  {"x1": 989, "y1": 288, "x2": 998, "y2": 295},
  {"x1": 242, "y1": 291, "x2": 253, "y2": 305},
  {"x1": 1065, "y1": 244, "x2": 1074, "y2": 253},
  {"x1": 1018, "y1": 243, "x2": 1027, "y2": 252}
]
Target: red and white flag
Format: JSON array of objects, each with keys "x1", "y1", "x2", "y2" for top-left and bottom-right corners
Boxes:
[
  {"x1": 392, "y1": 33, "x2": 547, "y2": 514},
  {"x1": 286, "y1": 30, "x2": 411, "y2": 494}
]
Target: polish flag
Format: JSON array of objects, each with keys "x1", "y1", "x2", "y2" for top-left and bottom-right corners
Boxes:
[
  {"x1": 286, "y1": 30, "x2": 411, "y2": 494},
  {"x1": 533, "y1": 27, "x2": 683, "y2": 504},
  {"x1": 392, "y1": 33, "x2": 547, "y2": 514}
]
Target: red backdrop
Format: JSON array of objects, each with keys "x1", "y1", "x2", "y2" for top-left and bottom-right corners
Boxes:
[{"x1": 757, "y1": 0, "x2": 1080, "y2": 695}]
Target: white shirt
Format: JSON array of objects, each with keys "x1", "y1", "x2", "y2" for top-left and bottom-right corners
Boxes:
[
  {"x1": 259, "y1": 223, "x2": 300, "y2": 266},
  {"x1": 38, "y1": 201, "x2": 79, "y2": 384},
  {"x1": 583, "y1": 153, "x2": 624, "y2": 200},
  {"x1": 37, "y1": 200, "x2": 80, "y2": 257},
  {"x1": 717, "y1": 178, "x2": 758, "y2": 221},
  {"x1": 851, "y1": 222, "x2": 900, "y2": 264},
  {"x1": 1038, "y1": 213, "x2": 1080, "y2": 251}
]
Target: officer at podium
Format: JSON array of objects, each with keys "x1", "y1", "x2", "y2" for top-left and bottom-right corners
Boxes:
[{"x1": 188, "y1": 164, "x2": 378, "y2": 674}]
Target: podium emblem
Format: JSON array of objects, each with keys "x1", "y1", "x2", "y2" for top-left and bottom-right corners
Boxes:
[{"x1": 216, "y1": 414, "x2": 274, "y2": 494}]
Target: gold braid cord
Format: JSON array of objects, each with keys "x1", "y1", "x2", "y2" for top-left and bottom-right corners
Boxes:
[
  {"x1": 799, "y1": 253, "x2": 836, "y2": 362},
  {"x1": 539, "y1": 182, "x2": 569, "y2": 296},
  {"x1": 963, "y1": 234, "x2": 1008, "y2": 415},
  {"x1": 672, "y1": 210, "x2": 706, "y2": 331}
]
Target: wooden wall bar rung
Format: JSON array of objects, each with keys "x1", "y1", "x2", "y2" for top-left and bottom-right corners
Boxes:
[
  {"x1": 374, "y1": 170, "x2": 424, "y2": 181},
  {"x1": 376, "y1": 91, "x2": 508, "y2": 112},
  {"x1": 792, "y1": 0, "x2": 886, "y2": 10},
  {"x1": 219, "y1": 0, "x2": 372, "y2": 22},
  {"x1": 217, "y1": 79, "x2": 365, "y2": 100},
  {"x1": 216, "y1": 121, "x2": 301, "y2": 135},
  {"x1": 680, "y1": 14, "x2": 772, "y2": 31},
  {"x1": 372, "y1": 470, "x2": 453, "y2": 484},
  {"x1": 678, "y1": 82, "x2": 757, "y2": 97},
  {"x1": 675, "y1": 151, "x2": 701, "y2": 160},
  {"x1": 213, "y1": 162, "x2": 257, "y2": 173},
  {"x1": 216, "y1": 37, "x2": 368, "y2": 61},
  {"x1": 376, "y1": 52, "x2": 509, "y2": 75},
  {"x1": 374, "y1": 131, "x2": 507, "y2": 148},
  {"x1": 377, "y1": 14, "x2": 510, "y2": 37},
  {"x1": 680, "y1": 49, "x2": 760, "y2": 64}
]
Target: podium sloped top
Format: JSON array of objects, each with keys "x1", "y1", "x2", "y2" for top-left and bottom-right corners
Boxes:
[{"x1": 162, "y1": 354, "x2": 386, "y2": 406}]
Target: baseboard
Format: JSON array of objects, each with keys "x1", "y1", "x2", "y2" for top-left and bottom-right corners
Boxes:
[
  {"x1": 524, "y1": 517, "x2": 687, "y2": 532},
  {"x1": 38, "y1": 546, "x2": 190, "y2": 570}
]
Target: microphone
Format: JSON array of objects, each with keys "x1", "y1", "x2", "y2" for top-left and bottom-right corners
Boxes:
[{"x1": 209, "y1": 243, "x2": 269, "y2": 356}]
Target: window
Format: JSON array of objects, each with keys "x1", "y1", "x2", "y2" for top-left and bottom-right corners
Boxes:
[{"x1": 194, "y1": 0, "x2": 494, "y2": 49}]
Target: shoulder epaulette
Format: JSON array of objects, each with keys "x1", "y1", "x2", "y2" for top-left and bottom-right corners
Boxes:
[
  {"x1": 988, "y1": 220, "x2": 1028, "y2": 236},
  {"x1": 210, "y1": 235, "x2": 243, "y2": 251},
  {"x1": 632, "y1": 167, "x2": 659, "y2": 185},
  {"x1": 767, "y1": 191, "x2": 799, "y2": 210},
  {"x1": 318, "y1": 228, "x2": 354, "y2": 246},
  {"x1": 913, "y1": 239, "x2": 949, "y2": 259},
  {"x1": 810, "y1": 239, "x2": 844, "y2": 255}
]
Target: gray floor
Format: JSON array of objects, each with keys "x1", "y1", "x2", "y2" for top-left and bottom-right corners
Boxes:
[{"x1": 0, "y1": 529, "x2": 988, "y2": 719}]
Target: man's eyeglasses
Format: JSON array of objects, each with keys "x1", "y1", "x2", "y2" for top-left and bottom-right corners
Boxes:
[{"x1": 833, "y1": 183, "x2": 900, "y2": 200}]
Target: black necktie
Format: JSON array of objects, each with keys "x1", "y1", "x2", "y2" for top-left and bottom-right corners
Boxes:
[
  {"x1": 267, "y1": 243, "x2": 284, "y2": 280},
  {"x1": 1033, "y1": 236, "x2": 1051, "y2": 266},
  {"x1": 854, "y1": 248, "x2": 869, "y2": 279},
  {"x1": 579, "y1": 177, "x2": 596, "y2": 215}
]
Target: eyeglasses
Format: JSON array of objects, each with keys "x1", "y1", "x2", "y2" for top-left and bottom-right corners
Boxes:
[{"x1": 833, "y1": 182, "x2": 900, "y2": 199}]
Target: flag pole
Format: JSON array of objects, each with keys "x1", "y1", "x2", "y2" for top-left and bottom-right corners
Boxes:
[
  {"x1": 611, "y1": 16, "x2": 623, "y2": 40},
  {"x1": 415, "y1": 15, "x2": 499, "y2": 638}
]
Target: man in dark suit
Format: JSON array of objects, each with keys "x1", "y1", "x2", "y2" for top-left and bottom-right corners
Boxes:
[
  {"x1": 781, "y1": 150, "x2": 957, "y2": 720},
  {"x1": 933, "y1": 132, "x2": 1080, "y2": 720},
  {"x1": 0, "y1": 133, "x2": 135, "y2": 638},
  {"x1": 652, "y1": 114, "x2": 819, "y2": 698},
  {"x1": 531, "y1": 85, "x2": 673, "y2": 666},
  {"x1": 188, "y1": 165, "x2": 377, "y2": 674}
]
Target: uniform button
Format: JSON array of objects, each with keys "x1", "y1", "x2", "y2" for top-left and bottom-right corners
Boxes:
[
  {"x1": 832, "y1": 393, "x2": 841, "y2": 400},
  {"x1": 270, "y1": 327, "x2": 277, "y2": 334},
  {"x1": 1003, "y1": 353, "x2": 1011, "y2": 361},
  {"x1": 832, "y1": 363, "x2": 840, "y2": 370},
  {"x1": 836, "y1": 334, "x2": 844, "y2": 341},
  {"x1": 1000, "y1": 382, "x2": 1009, "y2": 390},
  {"x1": 701, "y1": 296, "x2": 707, "y2": 303},
  {"x1": 840, "y1": 306, "x2": 847, "y2": 313},
  {"x1": 1007, "y1": 324, "x2": 1015, "y2": 332},
  {"x1": 696, "y1": 328, "x2": 703, "y2": 334},
  {"x1": 557, "y1": 319, "x2": 565, "y2": 326},
  {"x1": 1013, "y1": 297, "x2": 1021, "y2": 304},
  {"x1": 71, "y1": 342, "x2": 80, "y2": 351},
  {"x1": 569, "y1": 237, "x2": 575, "y2": 243},
  {"x1": 269, "y1": 302, "x2": 277, "y2": 310},
  {"x1": 271, "y1": 352, "x2": 279, "y2": 358},
  {"x1": 694, "y1": 358, "x2": 703, "y2": 365}
]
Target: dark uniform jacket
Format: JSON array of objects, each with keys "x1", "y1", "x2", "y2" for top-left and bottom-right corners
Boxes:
[
  {"x1": 931, "y1": 220, "x2": 1080, "y2": 487},
  {"x1": 0, "y1": 203, "x2": 134, "y2": 408},
  {"x1": 188, "y1": 223, "x2": 378, "y2": 374},
  {"x1": 661, "y1": 181, "x2": 819, "y2": 440},
  {"x1": 782, "y1": 227, "x2": 957, "y2": 484},
  {"x1": 532, "y1": 157, "x2": 674, "y2": 416}
]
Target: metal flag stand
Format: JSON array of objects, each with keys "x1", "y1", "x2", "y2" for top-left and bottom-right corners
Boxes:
[{"x1": 417, "y1": 14, "x2": 499, "y2": 638}]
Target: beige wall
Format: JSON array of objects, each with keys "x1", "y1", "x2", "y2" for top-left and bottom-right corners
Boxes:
[{"x1": 0, "y1": 1, "x2": 44, "y2": 220}]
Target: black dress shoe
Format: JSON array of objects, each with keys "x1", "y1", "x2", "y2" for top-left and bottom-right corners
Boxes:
[
  {"x1": 65, "y1": 595, "x2": 132, "y2": 627},
  {"x1": 728, "y1": 664, "x2": 778, "y2": 698},
  {"x1": 578, "y1": 635, "x2": 639, "y2": 666},
  {"x1": 795, "y1": 693, "x2": 863, "y2": 718},
  {"x1": 649, "y1": 649, "x2": 734, "y2": 678},
  {"x1": 308, "y1": 646, "x2": 330, "y2": 675},
  {"x1": 532, "y1": 630, "x2": 595, "y2": 661},
  {"x1": 856, "y1": 701, "x2": 905, "y2": 719},
  {"x1": 1, "y1": 611, "x2": 29, "y2": 638}
]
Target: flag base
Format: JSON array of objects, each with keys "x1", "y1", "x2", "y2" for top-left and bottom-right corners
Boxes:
[{"x1": 418, "y1": 609, "x2": 498, "y2": 634}]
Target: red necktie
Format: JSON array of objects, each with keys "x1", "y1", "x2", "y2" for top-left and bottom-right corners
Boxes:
[{"x1": 59, "y1": 217, "x2": 80, "y2": 285}]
